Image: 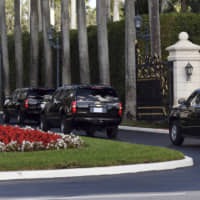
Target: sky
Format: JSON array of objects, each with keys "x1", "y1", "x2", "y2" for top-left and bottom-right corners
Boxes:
[{"x1": 87, "y1": 0, "x2": 96, "y2": 8}]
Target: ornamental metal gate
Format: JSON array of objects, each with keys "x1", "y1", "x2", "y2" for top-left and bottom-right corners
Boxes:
[{"x1": 136, "y1": 54, "x2": 173, "y2": 120}]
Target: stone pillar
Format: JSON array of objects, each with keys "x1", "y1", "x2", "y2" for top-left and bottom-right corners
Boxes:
[{"x1": 166, "y1": 32, "x2": 200, "y2": 106}]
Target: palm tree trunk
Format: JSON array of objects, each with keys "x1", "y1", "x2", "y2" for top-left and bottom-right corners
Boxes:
[
  {"x1": 41, "y1": 0, "x2": 53, "y2": 88},
  {"x1": 113, "y1": 0, "x2": 120, "y2": 22},
  {"x1": 38, "y1": 0, "x2": 42, "y2": 32},
  {"x1": 77, "y1": 0, "x2": 90, "y2": 84},
  {"x1": 148, "y1": 0, "x2": 161, "y2": 57},
  {"x1": 0, "y1": 0, "x2": 10, "y2": 96},
  {"x1": 106, "y1": 0, "x2": 111, "y2": 22},
  {"x1": 181, "y1": 0, "x2": 187, "y2": 12},
  {"x1": 96, "y1": 0, "x2": 110, "y2": 85},
  {"x1": 61, "y1": 0, "x2": 71, "y2": 85},
  {"x1": 161, "y1": 0, "x2": 170, "y2": 13},
  {"x1": 15, "y1": 0, "x2": 23, "y2": 88},
  {"x1": 70, "y1": 0, "x2": 77, "y2": 29},
  {"x1": 30, "y1": 0, "x2": 39, "y2": 87},
  {"x1": 124, "y1": 0, "x2": 136, "y2": 121}
]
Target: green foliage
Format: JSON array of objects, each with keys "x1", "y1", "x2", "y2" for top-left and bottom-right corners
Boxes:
[{"x1": 7, "y1": 13, "x2": 200, "y2": 103}]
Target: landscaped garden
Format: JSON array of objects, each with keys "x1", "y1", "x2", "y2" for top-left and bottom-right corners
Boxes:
[{"x1": 0, "y1": 125, "x2": 184, "y2": 171}]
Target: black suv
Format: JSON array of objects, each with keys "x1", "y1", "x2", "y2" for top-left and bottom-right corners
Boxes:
[
  {"x1": 169, "y1": 89, "x2": 200, "y2": 145},
  {"x1": 3, "y1": 88, "x2": 55, "y2": 124},
  {"x1": 40, "y1": 85, "x2": 122, "y2": 138}
]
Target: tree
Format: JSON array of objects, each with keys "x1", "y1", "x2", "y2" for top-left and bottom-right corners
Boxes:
[
  {"x1": 113, "y1": 0, "x2": 120, "y2": 22},
  {"x1": 161, "y1": 0, "x2": 170, "y2": 12},
  {"x1": 96, "y1": 0, "x2": 110, "y2": 85},
  {"x1": 30, "y1": 0, "x2": 39, "y2": 87},
  {"x1": 41, "y1": 0, "x2": 53, "y2": 88},
  {"x1": 181, "y1": 0, "x2": 187, "y2": 12},
  {"x1": 14, "y1": 0, "x2": 23, "y2": 88},
  {"x1": 124, "y1": 0, "x2": 136, "y2": 121},
  {"x1": 71, "y1": 0, "x2": 77, "y2": 29},
  {"x1": 61, "y1": 0, "x2": 71, "y2": 85},
  {"x1": 77, "y1": 0, "x2": 90, "y2": 84},
  {"x1": 106, "y1": 0, "x2": 111, "y2": 22},
  {"x1": 148, "y1": 0, "x2": 161, "y2": 57},
  {"x1": 0, "y1": 0, "x2": 10, "y2": 96}
]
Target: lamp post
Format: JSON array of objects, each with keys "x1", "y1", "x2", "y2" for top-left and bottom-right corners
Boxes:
[
  {"x1": 185, "y1": 62, "x2": 193, "y2": 81},
  {"x1": 134, "y1": 14, "x2": 150, "y2": 57},
  {"x1": 47, "y1": 27, "x2": 60, "y2": 88}
]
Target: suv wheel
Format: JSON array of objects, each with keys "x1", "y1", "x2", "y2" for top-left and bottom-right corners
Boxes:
[
  {"x1": 60, "y1": 117, "x2": 71, "y2": 134},
  {"x1": 169, "y1": 121, "x2": 184, "y2": 146},
  {"x1": 86, "y1": 128, "x2": 95, "y2": 137},
  {"x1": 40, "y1": 115, "x2": 49, "y2": 132},
  {"x1": 17, "y1": 111, "x2": 24, "y2": 125},
  {"x1": 106, "y1": 126, "x2": 118, "y2": 139},
  {"x1": 2, "y1": 112, "x2": 9, "y2": 123}
]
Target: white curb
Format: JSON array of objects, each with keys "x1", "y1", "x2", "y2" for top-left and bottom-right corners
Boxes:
[
  {"x1": 0, "y1": 156, "x2": 193, "y2": 181},
  {"x1": 119, "y1": 125, "x2": 169, "y2": 134}
]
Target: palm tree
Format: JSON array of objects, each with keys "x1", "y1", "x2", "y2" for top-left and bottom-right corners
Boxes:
[
  {"x1": 113, "y1": 0, "x2": 120, "y2": 22},
  {"x1": 14, "y1": 0, "x2": 23, "y2": 88},
  {"x1": 124, "y1": 0, "x2": 136, "y2": 121},
  {"x1": 41, "y1": 0, "x2": 53, "y2": 88},
  {"x1": 70, "y1": 0, "x2": 77, "y2": 29},
  {"x1": 0, "y1": 0, "x2": 10, "y2": 96},
  {"x1": 61, "y1": 0, "x2": 71, "y2": 85},
  {"x1": 30, "y1": 0, "x2": 39, "y2": 87},
  {"x1": 161, "y1": 0, "x2": 170, "y2": 12},
  {"x1": 77, "y1": 0, "x2": 90, "y2": 84},
  {"x1": 96, "y1": 0, "x2": 110, "y2": 85},
  {"x1": 106, "y1": 0, "x2": 111, "y2": 22},
  {"x1": 148, "y1": 0, "x2": 161, "y2": 57}
]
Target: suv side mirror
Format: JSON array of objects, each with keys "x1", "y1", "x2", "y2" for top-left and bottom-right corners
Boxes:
[{"x1": 178, "y1": 98, "x2": 186, "y2": 105}]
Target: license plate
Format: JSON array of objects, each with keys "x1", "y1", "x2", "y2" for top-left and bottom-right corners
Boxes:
[{"x1": 91, "y1": 107, "x2": 104, "y2": 113}]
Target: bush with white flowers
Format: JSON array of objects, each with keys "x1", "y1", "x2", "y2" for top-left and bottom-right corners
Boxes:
[{"x1": 0, "y1": 125, "x2": 83, "y2": 152}]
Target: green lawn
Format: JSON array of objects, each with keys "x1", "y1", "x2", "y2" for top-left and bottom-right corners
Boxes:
[{"x1": 0, "y1": 137, "x2": 184, "y2": 171}]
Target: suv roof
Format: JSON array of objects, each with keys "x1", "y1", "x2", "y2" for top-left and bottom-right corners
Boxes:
[{"x1": 60, "y1": 84, "x2": 112, "y2": 90}]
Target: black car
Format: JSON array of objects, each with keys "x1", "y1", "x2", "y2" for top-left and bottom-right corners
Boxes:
[
  {"x1": 40, "y1": 85, "x2": 122, "y2": 138},
  {"x1": 3, "y1": 88, "x2": 55, "y2": 124},
  {"x1": 169, "y1": 89, "x2": 200, "y2": 145}
]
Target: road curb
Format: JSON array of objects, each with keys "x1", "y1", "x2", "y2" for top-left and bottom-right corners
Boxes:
[
  {"x1": 119, "y1": 125, "x2": 169, "y2": 134},
  {"x1": 0, "y1": 156, "x2": 193, "y2": 181}
]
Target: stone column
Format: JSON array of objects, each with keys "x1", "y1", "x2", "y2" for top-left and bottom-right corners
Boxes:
[{"x1": 166, "y1": 32, "x2": 200, "y2": 106}]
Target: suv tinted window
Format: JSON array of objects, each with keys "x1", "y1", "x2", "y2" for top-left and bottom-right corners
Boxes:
[{"x1": 76, "y1": 87, "x2": 118, "y2": 102}]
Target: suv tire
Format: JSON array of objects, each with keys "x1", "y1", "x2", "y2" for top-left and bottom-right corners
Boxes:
[
  {"x1": 106, "y1": 126, "x2": 118, "y2": 139},
  {"x1": 86, "y1": 128, "x2": 95, "y2": 137},
  {"x1": 60, "y1": 117, "x2": 71, "y2": 134},
  {"x1": 169, "y1": 121, "x2": 184, "y2": 146},
  {"x1": 2, "y1": 112, "x2": 9, "y2": 123},
  {"x1": 17, "y1": 111, "x2": 24, "y2": 125},
  {"x1": 40, "y1": 115, "x2": 49, "y2": 132}
]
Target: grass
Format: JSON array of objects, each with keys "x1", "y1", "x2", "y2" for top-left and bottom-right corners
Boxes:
[
  {"x1": 121, "y1": 120, "x2": 169, "y2": 129},
  {"x1": 0, "y1": 137, "x2": 184, "y2": 171}
]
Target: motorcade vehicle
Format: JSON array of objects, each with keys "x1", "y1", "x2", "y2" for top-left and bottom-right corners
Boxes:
[
  {"x1": 3, "y1": 88, "x2": 55, "y2": 124},
  {"x1": 169, "y1": 89, "x2": 200, "y2": 145},
  {"x1": 40, "y1": 85, "x2": 122, "y2": 138}
]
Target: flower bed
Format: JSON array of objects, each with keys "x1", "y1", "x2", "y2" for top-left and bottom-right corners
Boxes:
[{"x1": 0, "y1": 125, "x2": 83, "y2": 152}]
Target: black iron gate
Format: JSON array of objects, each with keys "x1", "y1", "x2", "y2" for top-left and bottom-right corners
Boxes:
[{"x1": 136, "y1": 55, "x2": 173, "y2": 120}]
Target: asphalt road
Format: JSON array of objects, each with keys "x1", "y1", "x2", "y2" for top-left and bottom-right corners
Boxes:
[{"x1": 0, "y1": 120, "x2": 200, "y2": 200}]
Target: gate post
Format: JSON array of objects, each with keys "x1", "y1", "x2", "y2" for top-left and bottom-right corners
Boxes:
[{"x1": 166, "y1": 32, "x2": 200, "y2": 106}]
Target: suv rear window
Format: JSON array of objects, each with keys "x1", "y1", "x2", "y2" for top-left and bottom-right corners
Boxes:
[
  {"x1": 76, "y1": 87, "x2": 118, "y2": 102},
  {"x1": 27, "y1": 89, "x2": 55, "y2": 98}
]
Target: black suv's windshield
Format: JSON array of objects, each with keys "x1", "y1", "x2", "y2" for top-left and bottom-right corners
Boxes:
[
  {"x1": 77, "y1": 87, "x2": 118, "y2": 102},
  {"x1": 27, "y1": 89, "x2": 54, "y2": 98}
]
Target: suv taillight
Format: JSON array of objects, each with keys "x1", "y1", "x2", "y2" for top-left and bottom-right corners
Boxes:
[
  {"x1": 119, "y1": 102, "x2": 122, "y2": 116},
  {"x1": 25, "y1": 99, "x2": 29, "y2": 109},
  {"x1": 72, "y1": 101, "x2": 77, "y2": 114}
]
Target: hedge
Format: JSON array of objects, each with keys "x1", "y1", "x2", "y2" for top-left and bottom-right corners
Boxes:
[{"x1": 6, "y1": 13, "x2": 200, "y2": 104}]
